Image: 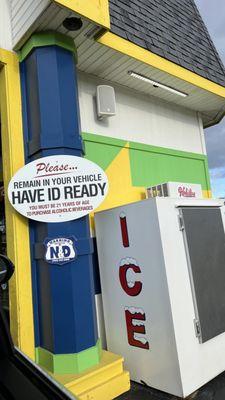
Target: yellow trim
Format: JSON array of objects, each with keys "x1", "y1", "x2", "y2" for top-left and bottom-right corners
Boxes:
[
  {"x1": 89, "y1": 144, "x2": 145, "y2": 233},
  {"x1": 203, "y1": 190, "x2": 212, "y2": 198},
  {"x1": 53, "y1": 0, "x2": 110, "y2": 28},
  {"x1": 54, "y1": 350, "x2": 130, "y2": 399},
  {"x1": 97, "y1": 32, "x2": 225, "y2": 98},
  {"x1": 0, "y1": 48, "x2": 35, "y2": 359}
]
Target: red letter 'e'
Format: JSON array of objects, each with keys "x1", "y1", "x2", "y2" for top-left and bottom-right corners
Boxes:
[{"x1": 125, "y1": 308, "x2": 149, "y2": 350}]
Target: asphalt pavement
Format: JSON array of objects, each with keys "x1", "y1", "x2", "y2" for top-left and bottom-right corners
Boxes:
[{"x1": 117, "y1": 372, "x2": 225, "y2": 400}]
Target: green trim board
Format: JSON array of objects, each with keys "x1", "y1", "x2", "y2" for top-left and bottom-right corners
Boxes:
[
  {"x1": 18, "y1": 31, "x2": 77, "y2": 62},
  {"x1": 36, "y1": 339, "x2": 102, "y2": 374},
  {"x1": 82, "y1": 132, "x2": 211, "y2": 191},
  {"x1": 82, "y1": 132, "x2": 127, "y2": 148}
]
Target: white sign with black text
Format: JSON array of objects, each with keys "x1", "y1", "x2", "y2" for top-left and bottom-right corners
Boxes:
[{"x1": 8, "y1": 155, "x2": 108, "y2": 223}]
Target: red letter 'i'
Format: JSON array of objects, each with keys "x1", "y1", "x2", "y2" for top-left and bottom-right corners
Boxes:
[{"x1": 120, "y1": 212, "x2": 129, "y2": 247}]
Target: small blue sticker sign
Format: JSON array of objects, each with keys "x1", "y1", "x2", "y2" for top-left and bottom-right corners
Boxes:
[{"x1": 44, "y1": 237, "x2": 76, "y2": 265}]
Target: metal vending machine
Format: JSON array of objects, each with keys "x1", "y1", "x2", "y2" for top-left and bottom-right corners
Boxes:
[{"x1": 95, "y1": 197, "x2": 225, "y2": 398}]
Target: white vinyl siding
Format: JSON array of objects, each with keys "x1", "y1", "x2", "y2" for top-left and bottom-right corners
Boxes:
[
  {"x1": 78, "y1": 72, "x2": 207, "y2": 155},
  {"x1": 11, "y1": 0, "x2": 50, "y2": 49}
]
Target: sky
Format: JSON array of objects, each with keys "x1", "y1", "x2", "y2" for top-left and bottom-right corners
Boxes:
[{"x1": 195, "y1": 0, "x2": 225, "y2": 197}]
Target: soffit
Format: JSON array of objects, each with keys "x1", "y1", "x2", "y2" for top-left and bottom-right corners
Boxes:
[{"x1": 17, "y1": 2, "x2": 225, "y2": 127}]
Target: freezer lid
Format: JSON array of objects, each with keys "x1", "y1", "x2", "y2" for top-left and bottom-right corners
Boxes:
[{"x1": 180, "y1": 206, "x2": 225, "y2": 343}]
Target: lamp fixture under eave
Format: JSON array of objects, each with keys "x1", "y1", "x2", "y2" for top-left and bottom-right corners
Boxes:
[
  {"x1": 128, "y1": 71, "x2": 188, "y2": 98},
  {"x1": 63, "y1": 17, "x2": 83, "y2": 31}
]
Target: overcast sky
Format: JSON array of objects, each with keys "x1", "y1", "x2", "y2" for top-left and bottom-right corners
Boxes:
[{"x1": 195, "y1": 0, "x2": 225, "y2": 197}]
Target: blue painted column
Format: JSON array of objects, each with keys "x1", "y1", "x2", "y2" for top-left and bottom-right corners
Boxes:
[{"x1": 19, "y1": 32, "x2": 100, "y2": 373}]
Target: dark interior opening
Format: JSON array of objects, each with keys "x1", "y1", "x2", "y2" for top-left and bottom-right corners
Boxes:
[{"x1": 0, "y1": 124, "x2": 9, "y2": 322}]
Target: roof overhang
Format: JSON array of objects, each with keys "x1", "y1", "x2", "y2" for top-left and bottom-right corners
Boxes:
[
  {"x1": 96, "y1": 31, "x2": 225, "y2": 128},
  {"x1": 52, "y1": 0, "x2": 110, "y2": 29},
  {"x1": 15, "y1": 1, "x2": 225, "y2": 128},
  {"x1": 98, "y1": 32, "x2": 225, "y2": 99}
]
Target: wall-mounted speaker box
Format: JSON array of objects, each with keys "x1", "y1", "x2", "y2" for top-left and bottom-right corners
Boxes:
[{"x1": 96, "y1": 85, "x2": 116, "y2": 119}]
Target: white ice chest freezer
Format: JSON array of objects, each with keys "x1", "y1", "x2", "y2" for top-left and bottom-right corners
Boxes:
[{"x1": 95, "y1": 197, "x2": 225, "y2": 398}]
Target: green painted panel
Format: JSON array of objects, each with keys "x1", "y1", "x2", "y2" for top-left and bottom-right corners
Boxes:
[
  {"x1": 82, "y1": 132, "x2": 210, "y2": 191},
  {"x1": 36, "y1": 339, "x2": 101, "y2": 374},
  {"x1": 76, "y1": 338, "x2": 102, "y2": 372},
  {"x1": 82, "y1": 132, "x2": 127, "y2": 171},
  {"x1": 129, "y1": 140, "x2": 207, "y2": 160},
  {"x1": 129, "y1": 148, "x2": 210, "y2": 190}
]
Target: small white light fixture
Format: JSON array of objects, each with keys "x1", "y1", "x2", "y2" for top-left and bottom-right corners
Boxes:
[{"x1": 128, "y1": 71, "x2": 188, "y2": 98}]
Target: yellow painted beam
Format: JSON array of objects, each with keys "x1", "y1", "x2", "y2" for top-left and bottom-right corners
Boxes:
[
  {"x1": 53, "y1": 0, "x2": 110, "y2": 28},
  {"x1": 203, "y1": 190, "x2": 212, "y2": 198},
  {"x1": 97, "y1": 32, "x2": 225, "y2": 99},
  {"x1": 0, "y1": 48, "x2": 35, "y2": 360}
]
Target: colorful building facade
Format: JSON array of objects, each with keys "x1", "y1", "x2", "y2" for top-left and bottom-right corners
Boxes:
[{"x1": 0, "y1": 1, "x2": 225, "y2": 399}]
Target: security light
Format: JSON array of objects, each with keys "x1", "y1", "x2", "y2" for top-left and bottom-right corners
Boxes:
[
  {"x1": 63, "y1": 17, "x2": 83, "y2": 31},
  {"x1": 128, "y1": 71, "x2": 188, "y2": 97}
]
